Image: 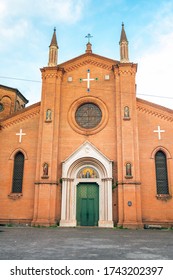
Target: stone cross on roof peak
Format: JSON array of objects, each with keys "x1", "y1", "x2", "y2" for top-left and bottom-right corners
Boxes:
[{"x1": 85, "y1": 33, "x2": 93, "y2": 44}]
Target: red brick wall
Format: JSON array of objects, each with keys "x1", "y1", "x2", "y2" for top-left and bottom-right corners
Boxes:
[{"x1": 0, "y1": 53, "x2": 173, "y2": 227}]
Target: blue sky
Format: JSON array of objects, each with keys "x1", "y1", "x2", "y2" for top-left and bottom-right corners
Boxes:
[{"x1": 0, "y1": 0, "x2": 173, "y2": 108}]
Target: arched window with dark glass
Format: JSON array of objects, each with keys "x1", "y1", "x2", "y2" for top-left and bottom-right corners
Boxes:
[
  {"x1": 12, "y1": 152, "x2": 25, "y2": 193},
  {"x1": 155, "y1": 151, "x2": 169, "y2": 194}
]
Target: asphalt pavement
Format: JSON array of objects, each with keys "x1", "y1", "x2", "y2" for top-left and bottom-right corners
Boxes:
[{"x1": 0, "y1": 226, "x2": 173, "y2": 260}]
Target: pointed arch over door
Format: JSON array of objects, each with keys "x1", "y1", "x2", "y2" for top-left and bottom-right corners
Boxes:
[{"x1": 60, "y1": 141, "x2": 113, "y2": 227}]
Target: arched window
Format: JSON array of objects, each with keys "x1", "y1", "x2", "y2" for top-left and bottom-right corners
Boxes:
[
  {"x1": 12, "y1": 152, "x2": 24, "y2": 193},
  {"x1": 155, "y1": 151, "x2": 169, "y2": 194}
]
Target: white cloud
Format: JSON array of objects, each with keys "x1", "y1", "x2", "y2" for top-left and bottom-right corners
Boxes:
[
  {"x1": 0, "y1": 1, "x2": 6, "y2": 14},
  {"x1": 135, "y1": 1, "x2": 173, "y2": 109},
  {"x1": 38, "y1": 0, "x2": 86, "y2": 24},
  {"x1": 0, "y1": 0, "x2": 87, "y2": 51},
  {"x1": 137, "y1": 33, "x2": 173, "y2": 98},
  {"x1": 0, "y1": 0, "x2": 87, "y2": 24},
  {"x1": 0, "y1": 0, "x2": 89, "y2": 104}
]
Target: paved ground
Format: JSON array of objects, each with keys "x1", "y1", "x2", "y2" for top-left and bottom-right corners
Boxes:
[{"x1": 0, "y1": 226, "x2": 173, "y2": 260}]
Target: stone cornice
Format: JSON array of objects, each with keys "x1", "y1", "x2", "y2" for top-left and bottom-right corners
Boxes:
[
  {"x1": 41, "y1": 67, "x2": 65, "y2": 79},
  {"x1": 137, "y1": 98, "x2": 173, "y2": 122},
  {"x1": 112, "y1": 63, "x2": 137, "y2": 75},
  {"x1": 118, "y1": 69, "x2": 136, "y2": 75},
  {"x1": 1, "y1": 102, "x2": 40, "y2": 129},
  {"x1": 117, "y1": 181, "x2": 141, "y2": 185},
  {"x1": 64, "y1": 58, "x2": 112, "y2": 72},
  {"x1": 35, "y1": 181, "x2": 59, "y2": 185}
]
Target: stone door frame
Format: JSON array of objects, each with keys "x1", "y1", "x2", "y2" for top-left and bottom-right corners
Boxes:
[{"x1": 60, "y1": 141, "x2": 113, "y2": 228}]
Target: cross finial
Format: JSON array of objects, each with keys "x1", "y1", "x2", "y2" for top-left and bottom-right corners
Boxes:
[{"x1": 85, "y1": 33, "x2": 93, "y2": 43}]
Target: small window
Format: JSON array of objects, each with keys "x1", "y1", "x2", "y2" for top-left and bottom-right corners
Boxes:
[
  {"x1": 12, "y1": 152, "x2": 24, "y2": 193},
  {"x1": 155, "y1": 151, "x2": 169, "y2": 194}
]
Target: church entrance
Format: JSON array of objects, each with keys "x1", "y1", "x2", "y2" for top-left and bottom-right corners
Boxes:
[
  {"x1": 60, "y1": 141, "x2": 113, "y2": 227},
  {"x1": 76, "y1": 183, "x2": 99, "y2": 226}
]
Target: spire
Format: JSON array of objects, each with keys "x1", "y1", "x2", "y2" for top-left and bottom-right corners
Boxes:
[
  {"x1": 119, "y1": 23, "x2": 129, "y2": 63},
  {"x1": 50, "y1": 27, "x2": 58, "y2": 46},
  {"x1": 48, "y1": 28, "x2": 59, "y2": 67}
]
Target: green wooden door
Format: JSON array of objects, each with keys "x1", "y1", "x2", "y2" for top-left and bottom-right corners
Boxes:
[
  {"x1": 87, "y1": 198, "x2": 95, "y2": 226},
  {"x1": 77, "y1": 183, "x2": 99, "y2": 226},
  {"x1": 81, "y1": 198, "x2": 87, "y2": 226}
]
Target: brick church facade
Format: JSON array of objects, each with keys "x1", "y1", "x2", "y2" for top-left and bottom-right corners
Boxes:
[{"x1": 0, "y1": 25, "x2": 173, "y2": 228}]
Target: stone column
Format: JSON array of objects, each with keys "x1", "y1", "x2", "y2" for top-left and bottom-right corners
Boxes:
[
  {"x1": 99, "y1": 178, "x2": 114, "y2": 228},
  {"x1": 60, "y1": 178, "x2": 76, "y2": 227}
]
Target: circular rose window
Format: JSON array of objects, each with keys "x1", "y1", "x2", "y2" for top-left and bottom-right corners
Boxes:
[
  {"x1": 75, "y1": 103, "x2": 102, "y2": 129},
  {"x1": 68, "y1": 96, "x2": 109, "y2": 135}
]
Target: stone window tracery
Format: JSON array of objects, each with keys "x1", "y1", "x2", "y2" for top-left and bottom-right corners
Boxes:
[{"x1": 75, "y1": 103, "x2": 102, "y2": 129}]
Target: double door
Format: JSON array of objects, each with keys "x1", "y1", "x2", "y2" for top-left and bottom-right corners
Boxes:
[{"x1": 77, "y1": 183, "x2": 99, "y2": 226}]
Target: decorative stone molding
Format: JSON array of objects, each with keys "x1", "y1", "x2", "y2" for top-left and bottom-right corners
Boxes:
[
  {"x1": 137, "y1": 102, "x2": 173, "y2": 122},
  {"x1": 41, "y1": 175, "x2": 49, "y2": 179},
  {"x1": 64, "y1": 60, "x2": 112, "y2": 72},
  {"x1": 101, "y1": 178, "x2": 113, "y2": 182},
  {"x1": 41, "y1": 67, "x2": 65, "y2": 80},
  {"x1": 1, "y1": 104, "x2": 40, "y2": 129},
  {"x1": 118, "y1": 69, "x2": 136, "y2": 75},
  {"x1": 112, "y1": 64, "x2": 137, "y2": 76},
  {"x1": 123, "y1": 117, "x2": 131, "y2": 121},
  {"x1": 150, "y1": 146, "x2": 172, "y2": 159},
  {"x1": 68, "y1": 96, "x2": 109, "y2": 135},
  {"x1": 8, "y1": 193, "x2": 23, "y2": 200},
  {"x1": 42, "y1": 73, "x2": 59, "y2": 79},
  {"x1": 61, "y1": 178, "x2": 74, "y2": 182},
  {"x1": 60, "y1": 141, "x2": 113, "y2": 227},
  {"x1": 35, "y1": 181, "x2": 59, "y2": 185},
  {"x1": 59, "y1": 53, "x2": 116, "y2": 72},
  {"x1": 9, "y1": 148, "x2": 28, "y2": 160},
  {"x1": 125, "y1": 175, "x2": 133, "y2": 179},
  {"x1": 117, "y1": 181, "x2": 141, "y2": 185},
  {"x1": 156, "y1": 194, "x2": 172, "y2": 201}
]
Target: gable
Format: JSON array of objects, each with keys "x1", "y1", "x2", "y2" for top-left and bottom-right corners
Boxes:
[
  {"x1": 59, "y1": 52, "x2": 119, "y2": 73},
  {"x1": 137, "y1": 98, "x2": 173, "y2": 123},
  {"x1": 1, "y1": 102, "x2": 40, "y2": 129},
  {"x1": 62, "y1": 141, "x2": 113, "y2": 178}
]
